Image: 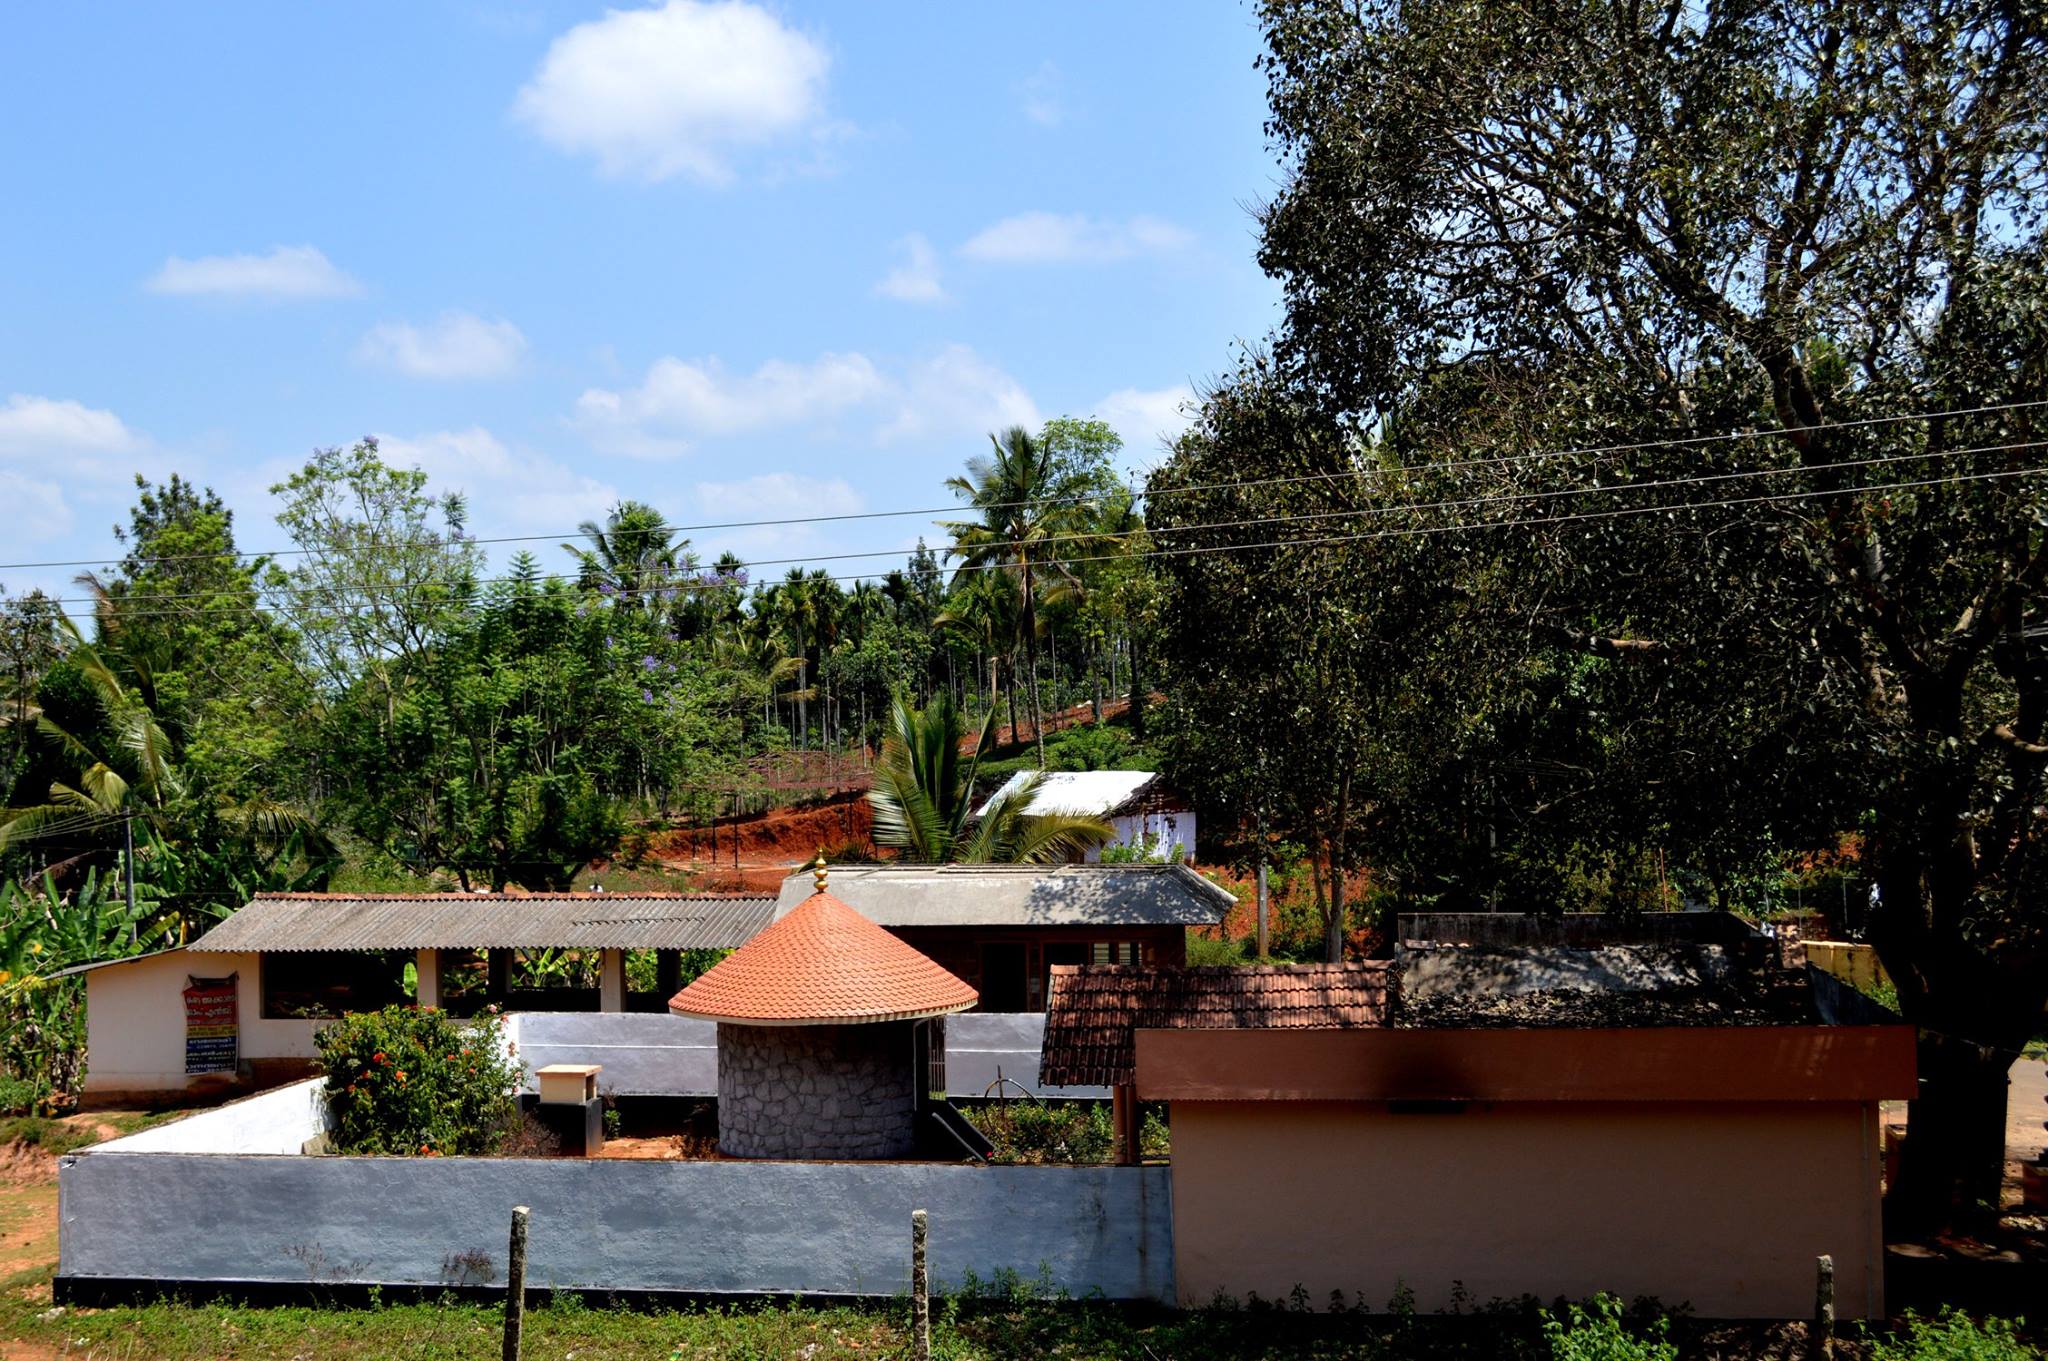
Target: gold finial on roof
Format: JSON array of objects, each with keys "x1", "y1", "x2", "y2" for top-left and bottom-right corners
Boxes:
[{"x1": 813, "y1": 852, "x2": 829, "y2": 894}]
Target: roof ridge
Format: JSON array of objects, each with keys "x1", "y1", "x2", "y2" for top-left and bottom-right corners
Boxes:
[{"x1": 249, "y1": 891, "x2": 772, "y2": 901}]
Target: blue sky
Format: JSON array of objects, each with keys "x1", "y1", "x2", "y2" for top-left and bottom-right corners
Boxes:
[{"x1": 0, "y1": 2, "x2": 1281, "y2": 607}]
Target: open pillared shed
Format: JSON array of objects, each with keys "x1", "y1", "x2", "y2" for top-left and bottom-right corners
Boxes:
[{"x1": 668, "y1": 884, "x2": 977, "y2": 1025}]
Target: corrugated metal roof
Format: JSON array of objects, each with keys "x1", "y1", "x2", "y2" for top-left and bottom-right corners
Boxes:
[
  {"x1": 46, "y1": 947, "x2": 187, "y2": 979},
  {"x1": 1039, "y1": 963, "x2": 1392, "y2": 1087},
  {"x1": 189, "y1": 893, "x2": 775, "y2": 953},
  {"x1": 771, "y1": 863, "x2": 1234, "y2": 927},
  {"x1": 973, "y1": 769, "x2": 1162, "y2": 819}
]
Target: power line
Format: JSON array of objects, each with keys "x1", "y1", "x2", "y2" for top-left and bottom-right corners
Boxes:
[
  {"x1": 40, "y1": 460, "x2": 2048, "y2": 624},
  {"x1": 24, "y1": 437, "x2": 2043, "y2": 610},
  {"x1": 1, "y1": 398, "x2": 2041, "y2": 576}
]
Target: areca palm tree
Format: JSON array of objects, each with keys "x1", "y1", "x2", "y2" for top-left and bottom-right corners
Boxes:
[
  {"x1": 942, "y1": 426, "x2": 1093, "y2": 767},
  {"x1": 868, "y1": 691, "x2": 1111, "y2": 864}
]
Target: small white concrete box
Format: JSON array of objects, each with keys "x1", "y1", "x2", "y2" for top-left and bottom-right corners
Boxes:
[{"x1": 536, "y1": 1063, "x2": 601, "y2": 1105}]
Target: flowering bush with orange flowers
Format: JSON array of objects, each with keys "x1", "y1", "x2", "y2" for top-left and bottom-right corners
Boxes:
[{"x1": 316, "y1": 1006, "x2": 523, "y2": 1156}]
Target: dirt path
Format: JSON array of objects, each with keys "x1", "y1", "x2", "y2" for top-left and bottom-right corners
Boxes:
[{"x1": 2010, "y1": 1055, "x2": 2046, "y2": 1167}]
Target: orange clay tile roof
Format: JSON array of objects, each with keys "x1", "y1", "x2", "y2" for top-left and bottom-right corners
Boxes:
[
  {"x1": 668, "y1": 888, "x2": 978, "y2": 1025},
  {"x1": 1039, "y1": 963, "x2": 1392, "y2": 1087}
]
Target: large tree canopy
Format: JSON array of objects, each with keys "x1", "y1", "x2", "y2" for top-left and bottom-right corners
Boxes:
[{"x1": 1157, "y1": 0, "x2": 2047, "y2": 1223}]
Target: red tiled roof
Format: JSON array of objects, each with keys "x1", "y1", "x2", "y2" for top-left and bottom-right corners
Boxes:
[
  {"x1": 1039, "y1": 963, "x2": 1392, "y2": 1087},
  {"x1": 668, "y1": 888, "x2": 977, "y2": 1025}
]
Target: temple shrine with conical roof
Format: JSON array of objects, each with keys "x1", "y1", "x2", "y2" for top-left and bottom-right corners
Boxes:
[{"x1": 670, "y1": 856, "x2": 979, "y2": 1159}]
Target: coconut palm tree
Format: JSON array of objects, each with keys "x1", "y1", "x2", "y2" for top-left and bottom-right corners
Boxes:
[
  {"x1": 563, "y1": 500, "x2": 689, "y2": 608},
  {"x1": 868, "y1": 691, "x2": 1111, "y2": 864},
  {"x1": 942, "y1": 426, "x2": 1094, "y2": 767},
  {"x1": 0, "y1": 626, "x2": 180, "y2": 853}
]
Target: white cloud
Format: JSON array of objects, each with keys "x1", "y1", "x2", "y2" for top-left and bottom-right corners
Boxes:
[
  {"x1": 0, "y1": 394, "x2": 140, "y2": 455},
  {"x1": 880, "y1": 345, "x2": 1040, "y2": 443},
  {"x1": 377, "y1": 428, "x2": 619, "y2": 539},
  {"x1": 0, "y1": 470, "x2": 74, "y2": 545},
  {"x1": 695, "y1": 471, "x2": 862, "y2": 519},
  {"x1": 691, "y1": 472, "x2": 865, "y2": 564},
  {"x1": 1095, "y1": 384, "x2": 1195, "y2": 461},
  {"x1": 873, "y1": 232, "x2": 946, "y2": 304},
  {"x1": 356, "y1": 312, "x2": 528, "y2": 380},
  {"x1": 577, "y1": 351, "x2": 888, "y2": 455},
  {"x1": 959, "y1": 212, "x2": 1193, "y2": 265},
  {"x1": 577, "y1": 344, "x2": 1039, "y2": 455},
  {"x1": 512, "y1": 0, "x2": 832, "y2": 184},
  {"x1": 1017, "y1": 61, "x2": 1064, "y2": 127},
  {"x1": 144, "y1": 245, "x2": 362, "y2": 299}
]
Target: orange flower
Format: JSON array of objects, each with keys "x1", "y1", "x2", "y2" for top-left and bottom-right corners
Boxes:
[
  {"x1": 373, "y1": 1051, "x2": 387, "y2": 1065},
  {"x1": 396, "y1": 1069, "x2": 408, "y2": 1083}
]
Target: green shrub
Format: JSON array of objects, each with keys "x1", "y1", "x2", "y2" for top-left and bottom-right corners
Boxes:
[
  {"x1": 1540, "y1": 1294, "x2": 1676, "y2": 1361},
  {"x1": 1184, "y1": 932, "x2": 1249, "y2": 966},
  {"x1": 316, "y1": 1005, "x2": 523, "y2": 1156},
  {"x1": 1871, "y1": 1309, "x2": 2037, "y2": 1361},
  {"x1": 971, "y1": 1101, "x2": 1114, "y2": 1164}
]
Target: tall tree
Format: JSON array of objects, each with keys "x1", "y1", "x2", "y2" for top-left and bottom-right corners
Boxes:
[
  {"x1": 944, "y1": 426, "x2": 1089, "y2": 766},
  {"x1": 1244, "y1": 0, "x2": 2048, "y2": 1222},
  {"x1": 563, "y1": 500, "x2": 689, "y2": 608}
]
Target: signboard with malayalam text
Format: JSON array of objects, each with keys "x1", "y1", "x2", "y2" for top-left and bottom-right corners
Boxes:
[{"x1": 183, "y1": 974, "x2": 238, "y2": 1075}]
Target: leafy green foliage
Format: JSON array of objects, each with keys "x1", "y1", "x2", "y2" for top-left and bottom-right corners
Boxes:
[
  {"x1": 1539, "y1": 1296, "x2": 1675, "y2": 1361},
  {"x1": 1871, "y1": 1309, "x2": 2040, "y2": 1361},
  {"x1": 316, "y1": 1005, "x2": 522, "y2": 1156},
  {"x1": 868, "y1": 692, "x2": 1112, "y2": 863},
  {"x1": 1163, "y1": 0, "x2": 2048, "y2": 1219},
  {"x1": 0, "y1": 869, "x2": 177, "y2": 1107},
  {"x1": 971, "y1": 1101, "x2": 1114, "y2": 1164}
]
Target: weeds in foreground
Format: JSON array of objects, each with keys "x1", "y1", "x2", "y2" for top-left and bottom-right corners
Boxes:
[
  {"x1": 1, "y1": 1286, "x2": 2041, "y2": 1360},
  {"x1": 1869, "y1": 1308, "x2": 2038, "y2": 1361}
]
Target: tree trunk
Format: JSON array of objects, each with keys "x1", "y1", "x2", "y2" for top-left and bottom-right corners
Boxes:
[
  {"x1": 1871, "y1": 840, "x2": 2046, "y2": 1229},
  {"x1": 1893, "y1": 1032, "x2": 2016, "y2": 1230},
  {"x1": 1091, "y1": 641, "x2": 1103, "y2": 726},
  {"x1": 1128, "y1": 631, "x2": 1146, "y2": 739},
  {"x1": 1025, "y1": 628, "x2": 1047, "y2": 769},
  {"x1": 1023, "y1": 564, "x2": 1047, "y2": 768},
  {"x1": 1004, "y1": 654, "x2": 1019, "y2": 749},
  {"x1": 1324, "y1": 763, "x2": 1352, "y2": 963}
]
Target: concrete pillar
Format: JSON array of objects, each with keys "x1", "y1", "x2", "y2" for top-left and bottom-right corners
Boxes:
[
  {"x1": 415, "y1": 948, "x2": 441, "y2": 1009},
  {"x1": 600, "y1": 949, "x2": 626, "y2": 1012}
]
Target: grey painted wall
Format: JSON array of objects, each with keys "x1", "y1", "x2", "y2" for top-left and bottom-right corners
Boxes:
[
  {"x1": 59, "y1": 1153, "x2": 1172, "y2": 1301},
  {"x1": 511, "y1": 1012, "x2": 716, "y2": 1096},
  {"x1": 942, "y1": 1013, "x2": 1108, "y2": 1101},
  {"x1": 513, "y1": 1012, "x2": 1108, "y2": 1101}
]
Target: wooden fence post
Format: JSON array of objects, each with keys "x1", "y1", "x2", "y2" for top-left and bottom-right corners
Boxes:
[
  {"x1": 504, "y1": 1205, "x2": 530, "y2": 1361},
  {"x1": 1807, "y1": 1253, "x2": 1834, "y2": 1361},
  {"x1": 911, "y1": 1208, "x2": 931, "y2": 1361}
]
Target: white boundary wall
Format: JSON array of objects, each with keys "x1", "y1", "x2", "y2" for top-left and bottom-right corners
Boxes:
[
  {"x1": 510, "y1": 1012, "x2": 1108, "y2": 1101},
  {"x1": 59, "y1": 1152, "x2": 1171, "y2": 1300},
  {"x1": 90, "y1": 1078, "x2": 330, "y2": 1155}
]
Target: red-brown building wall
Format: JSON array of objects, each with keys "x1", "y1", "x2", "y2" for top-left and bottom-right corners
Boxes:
[{"x1": 1168, "y1": 1097, "x2": 1885, "y2": 1318}]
